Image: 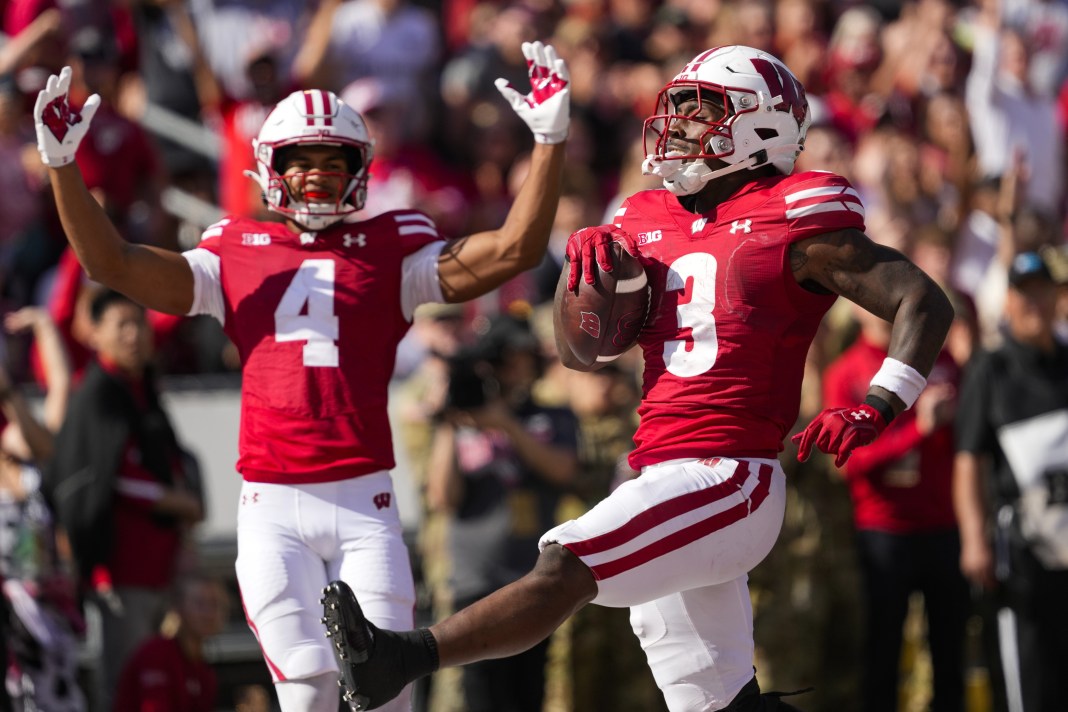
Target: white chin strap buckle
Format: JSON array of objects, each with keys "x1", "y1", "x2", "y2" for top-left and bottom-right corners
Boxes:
[{"x1": 642, "y1": 156, "x2": 714, "y2": 196}]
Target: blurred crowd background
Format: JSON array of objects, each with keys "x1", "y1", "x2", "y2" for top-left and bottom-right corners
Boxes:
[{"x1": 0, "y1": 0, "x2": 1065, "y2": 710}]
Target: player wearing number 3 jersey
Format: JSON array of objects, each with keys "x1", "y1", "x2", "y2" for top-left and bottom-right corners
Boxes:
[
  {"x1": 33, "y1": 42, "x2": 570, "y2": 712},
  {"x1": 317, "y1": 46, "x2": 954, "y2": 712}
]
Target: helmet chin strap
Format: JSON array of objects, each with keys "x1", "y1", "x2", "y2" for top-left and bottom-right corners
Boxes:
[
  {"x1": 642, "y1": 143, "x2": 803, "y2": 196},
  {"x1": 289, "y1": 202, "x2": 351, "y2": 231},
  {"x1": 244, "y1": 169, "x2": 356, "y2": 231}
]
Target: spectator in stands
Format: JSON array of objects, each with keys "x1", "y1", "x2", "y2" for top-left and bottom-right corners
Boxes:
[
  {"x1": 186, "y1": 0, "x2": 306, "y2": 101},
  {"x1": 965, "y1": 5, "x2": 1064, "y2": 214},
  {"x1": 0, "y1": 307, "x2": 82, "y2": 712},
  {"x1": 425, "y1": 313, "x2": 578, "y2": 712},
  {"x1": 67, "y1": 27, "x2": 164, "y2": 246},
  {"x1": 821, "y1": 6, "x2": 885, "y2": 144},
  {"x1": 824, "y1": 304, "x2": 968, "y2": 712},
  {"x1": 954, "y1": 251, "x2": 1068, "y2": 712},
  {"x1": 180, "y1": 0, "x2": 337, "y2": 220},
  {"x1": 342, "y1": 76, "x2": 476, "y2": 237},
  {"x1": 44, "y1": 289, "x2": 204, "y2": 712},
  {"x1": 114, "y1": 573, "x2": 228, "y2": 712},
  {"x1": 327, "y1": 0, "x2": 441, "y2": 142}
]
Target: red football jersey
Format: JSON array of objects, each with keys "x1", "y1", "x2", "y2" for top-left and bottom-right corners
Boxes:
[
  {"x1": 191, "y1": 212, "x2": 441, "y2": 483},
  {"x1": 614, "y1": 171, "x2": 865, "y2": 467}
]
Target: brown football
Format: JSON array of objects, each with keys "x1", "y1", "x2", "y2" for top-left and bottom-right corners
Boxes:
[{"x1": 556, "y1": 241, "x2": 650, "y2": 366}]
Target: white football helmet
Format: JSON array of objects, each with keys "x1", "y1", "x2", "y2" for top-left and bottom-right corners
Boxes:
[
  {"x1": 247, "y1": 89, "x2": 375, "y2": 231},
  {"x1": 643, "y1": 46, "x2": 812, "y2": 196}
]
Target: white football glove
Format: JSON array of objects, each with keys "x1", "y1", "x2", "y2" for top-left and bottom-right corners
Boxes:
[
  {"x1": 33, "y1": 66, "x2": 100, "y2": 167},
  {"x1": 495, "y1": 41, "x2": 570, "y2": 145}
]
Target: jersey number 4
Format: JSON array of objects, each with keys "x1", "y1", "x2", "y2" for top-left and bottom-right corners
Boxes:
[{"x1": 275, "y1": 259, "x2": 340, "y2": 367}]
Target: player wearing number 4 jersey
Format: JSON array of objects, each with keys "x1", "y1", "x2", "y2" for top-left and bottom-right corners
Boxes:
[
  {"x1": 316, "y1": 46, "x2": 954, "y2": 712},
  {"x1": 33, "y1": 42, "x2": 570, "y2": 712}
]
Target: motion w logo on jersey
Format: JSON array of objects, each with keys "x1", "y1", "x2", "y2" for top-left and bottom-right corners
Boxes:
[{"x1": 373, "y1": 493, "x2": 392, "y2": 510}]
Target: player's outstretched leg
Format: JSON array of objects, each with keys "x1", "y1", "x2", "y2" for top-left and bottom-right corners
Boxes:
[
  {"x1": 320, "y1": 581, "x2": 439, "y2": 711},
  {"x1": 722, "y1": 676, "x2": 809, "y2": 711}
]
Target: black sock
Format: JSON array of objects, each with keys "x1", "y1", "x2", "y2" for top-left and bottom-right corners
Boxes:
[{"x1": 395, "y1": 628, "x2": 439, "y2": 679}]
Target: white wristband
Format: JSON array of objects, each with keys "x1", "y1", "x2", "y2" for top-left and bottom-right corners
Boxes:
[{"x1": 869, "y1": 357, "x2": 927, "y2": 409}]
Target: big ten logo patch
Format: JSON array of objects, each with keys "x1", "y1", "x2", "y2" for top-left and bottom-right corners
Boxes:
[
  {"x1": 242, "y1": 232, "x2": 272, "y2": 246},
  {"x1": 637, "y1": 230, "x2": 663, "y2": 245}
]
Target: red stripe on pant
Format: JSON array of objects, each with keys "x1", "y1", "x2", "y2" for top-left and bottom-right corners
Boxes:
[
  {"x1": 568, "y1": 462, "x2": 773, "y2": 580},
  {"x1": 238, "y1": 583, "x2": 287, "y2": 681}
]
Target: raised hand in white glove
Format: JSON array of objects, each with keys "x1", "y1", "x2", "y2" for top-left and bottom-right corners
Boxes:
[
  {"x1": 33, "y1": 66, "x2": 100, "y2": 167},
  {"x1": 495, "y1": 41, "x2": 570, "y2": 145}
]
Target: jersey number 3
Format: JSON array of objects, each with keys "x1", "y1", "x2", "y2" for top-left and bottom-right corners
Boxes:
[
  {"x1": 664, "y1": 253, "x2": 718, "y2": 377},
  {"x1": 275, "y1": 259, "x2": 340, "y2": 367}
]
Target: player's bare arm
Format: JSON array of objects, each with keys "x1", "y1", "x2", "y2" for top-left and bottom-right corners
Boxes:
[
  {"x1": 35, "y1": 68, "x2": 194, "y2": 316},
  {"x1": 48, "y1": 166, "x2": 195, "y2": 315},
  {"x1": 790, "y1": 227, "x2": 953, "y2": 414},
  {"x1": 437, "y1": 42, "x2": 570, "y2": 303},
  {"x1": 438, "y1": 141, "x2": 565, "y2": 302}
]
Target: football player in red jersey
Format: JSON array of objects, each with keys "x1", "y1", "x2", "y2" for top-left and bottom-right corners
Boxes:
[
  {"x1": 33, "y1": 42, "x2": 570, "y2": 712},
  {"x1": 315, "y1": 46, "x2": 955, "y2": 712}
]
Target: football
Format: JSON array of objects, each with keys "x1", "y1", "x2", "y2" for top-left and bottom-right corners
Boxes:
[{"x1": 557, "y1": 241, "x2": 650, "y2": 366}]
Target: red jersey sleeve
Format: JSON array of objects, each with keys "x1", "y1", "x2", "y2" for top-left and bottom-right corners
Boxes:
[
  {"x1": 782, "y1": 171, "x2": 865, "y2": 242},
  {"x1": 196, "y1": 219, "x2": 228, "y2": 254},
  {"x1": 390, "y1": 210, "x2": 443, "y2": 255}
]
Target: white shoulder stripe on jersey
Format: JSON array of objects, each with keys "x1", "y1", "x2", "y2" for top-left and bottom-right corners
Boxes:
[
  {"x1": 398, "y1": 224, "x2": 439, "y2": 237},
  {"x1": 201, "y1": 227, "x2": 224, "y2": 240},
  {"x1": 784, "y1": 185, "x2": 861, "y2": 204},
  {"x1": 205, "y1": 217, "x2": 231, "y2": 231},
  {"x1": 614, "y1": 207, "x2": 628, "y2": 218},
  {"x1": 785, "y1": 201, "x2": 865, "y2": 220},
  {"x1": 394, "y1": 213, "x2": 436, "y2": 226}
]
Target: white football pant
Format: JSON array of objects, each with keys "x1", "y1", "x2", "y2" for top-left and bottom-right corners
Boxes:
[
  {"x1": 236, "y1": 472, "x2": 416, "y2": 712},
  {"x1": 541, "y1": 457, "x2": 787, "y2": 711}
]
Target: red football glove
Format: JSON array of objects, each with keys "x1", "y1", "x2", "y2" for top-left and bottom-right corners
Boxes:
[
  {"x1": 792, "y1": 403, "x2": 888, "y2": 467},
  {"x1": 565, "y1": 225, "x2": 640, "y2": 290}
]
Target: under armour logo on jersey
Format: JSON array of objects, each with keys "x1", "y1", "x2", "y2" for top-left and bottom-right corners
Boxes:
[
  {"x1": 729, "y1": 219, "x2": 753, "y2": 234},
  {"x1": 343, "y1": 233, "x2": 367, "y2": 248},
  {"x1": 241, "y1": 492, "x2": 260, "y2": 505},
  {"x1": 300, "y1": 232, "x2": 316, "y2": 245},
  {"x1": 579, "y1": 311, "x2": 601, "y2": 338},
  {"x1": 373, "y1": 493, "x2": 392, "y2": 510},
  {"x1": 691, "y1": 218, "x2": 708, "y2": 234},
  {"x1": 850, "y1": 410, "x2": 872, "y2": 421}
]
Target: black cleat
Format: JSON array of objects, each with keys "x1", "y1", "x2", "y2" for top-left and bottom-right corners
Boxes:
[
  {"x1": 321, "y1": 580, "x2": 439, "y2": 711},
  {"x1": 321, "y1": 581, "x2": 374, "y2": 711},
  {"x1": 723, "y1": 677, "x2": 810, "y2": 711}
]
